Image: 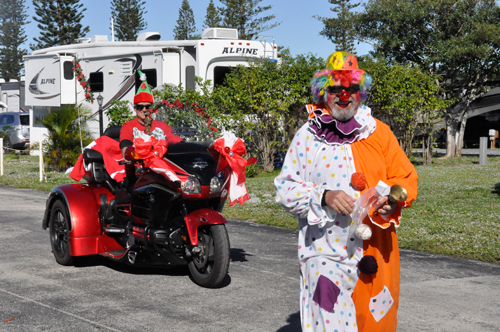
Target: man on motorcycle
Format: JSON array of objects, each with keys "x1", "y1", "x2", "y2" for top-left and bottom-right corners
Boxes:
[{"x1": 120, "y1": 72, "x2": 182, "y2": 160}]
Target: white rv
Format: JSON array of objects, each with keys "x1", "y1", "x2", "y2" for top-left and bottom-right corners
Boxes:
[{"x1": 24, "y1": 28, "x2": 277, "y2": 138}]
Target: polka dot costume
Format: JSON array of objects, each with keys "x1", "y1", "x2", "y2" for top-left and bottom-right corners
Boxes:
[{"x1": 275, "y1": 106, "x2": 376, "y2": 331}]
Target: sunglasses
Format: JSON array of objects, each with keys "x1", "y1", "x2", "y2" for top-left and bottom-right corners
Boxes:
[
  {"x1": 134, "y1": 104, "x2": 151, "y2": 111},
  {"x1": 326, "y1": 85, "x2": 360, "y2": 94}
]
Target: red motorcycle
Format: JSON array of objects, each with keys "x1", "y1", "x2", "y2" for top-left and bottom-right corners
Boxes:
[{"x1": 41, "y1": 127, "x2": 251, "y2": 288}]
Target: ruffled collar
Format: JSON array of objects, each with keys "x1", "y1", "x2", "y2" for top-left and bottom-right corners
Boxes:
[{"x1": 306, "y1": 104, "x2": 376, "y2": 145}]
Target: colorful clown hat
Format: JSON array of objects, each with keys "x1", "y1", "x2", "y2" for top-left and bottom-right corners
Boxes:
[
  {"x1": 310, "y1": 51, "x2": 372, "y2": 103},
  {"x1": 325, "y1": 51, "x2": 363, "y2": 71},
  {"x1": 134, "y1": 71, "x2": 154, "y2": 104}
]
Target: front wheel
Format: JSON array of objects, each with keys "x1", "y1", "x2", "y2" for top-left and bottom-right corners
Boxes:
[
  {"x1": 49, "y1": 200, "x2": 74, "y2": 266},
  {"x1": 188, "y1": 224, "x2": 230, "y2": 288}
]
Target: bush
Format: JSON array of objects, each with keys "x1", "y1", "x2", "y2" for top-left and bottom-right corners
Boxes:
[
  {"x1": 105, "y1": 100, "x2": 135, "y2": 126},
  {"x1": 153, "y1": 80, "x2": 220, "y2": 141},
  {"x1": 1, "y1": 125, "x2": 12, "y2": 153},
  {"x1": 245, "y1": 162, "x2": 262, "y2": 178},
  {"x1": 0, "y1": 125, "x2": 12, "y2": 141},
  {"x1": 37, "y1": 105, "x2": 94, "y2": 171}
]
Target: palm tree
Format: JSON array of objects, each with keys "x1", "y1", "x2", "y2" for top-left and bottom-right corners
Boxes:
[{"x1": 38, "y1": 105, "x2": 94, "y2": 171}]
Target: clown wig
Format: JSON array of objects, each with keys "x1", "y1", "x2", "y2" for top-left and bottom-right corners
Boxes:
[{"x1": 310, "y1": 51, "x2": 373, "y2": 104}]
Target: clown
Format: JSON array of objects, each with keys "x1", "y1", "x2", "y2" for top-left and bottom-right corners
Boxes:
[{"x1": 274, "y1": 51, "x2": 418, "y2": 332}]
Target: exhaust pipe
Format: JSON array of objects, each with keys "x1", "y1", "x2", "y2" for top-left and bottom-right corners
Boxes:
[{"x1": 128, "y1": 251, "x2": 137, "y2": 264}]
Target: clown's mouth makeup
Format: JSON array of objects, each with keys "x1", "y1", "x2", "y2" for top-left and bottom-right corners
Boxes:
[{"x1": 336, "y1": 100, "x2": 352, "y2": 109}]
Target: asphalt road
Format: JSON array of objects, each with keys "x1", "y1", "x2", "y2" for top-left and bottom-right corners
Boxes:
[{"x1": 0, "y1": 186, "x2": 499, "y2": 332}]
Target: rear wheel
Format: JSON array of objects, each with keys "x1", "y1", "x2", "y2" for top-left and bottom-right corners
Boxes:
[
  {"x1": 49, "y1": 200, "x2": 74, "y2": 265},
  {"x1": 188, "y1": 224, "x2": 230, "y2": 288}
]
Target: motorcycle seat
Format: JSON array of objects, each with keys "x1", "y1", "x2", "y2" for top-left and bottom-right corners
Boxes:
[
  {"x1": 82, "y1": 149, "x2": 120, "y2": 194},
  {"x1": 83, "y1": 149, "x2": 104, "y2": 163},
  {"x1": 103, "y1": 126, "x2": 121, "y2": 142}
]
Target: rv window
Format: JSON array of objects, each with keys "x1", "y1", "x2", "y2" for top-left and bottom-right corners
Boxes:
[
  {"x1": 135, "y1": 69, "x2": 157, "y2": 91},
  {"x1": 186, "y1": 66, "x2": 195, "y2": 90},
  {"x1": 89, "y1": 72, "x2": 104, "y2": 92},
  {"x1": 63, "y1": 61, "x2": 74, "y2": 80},
  {"x1": 214, "y1": 66, "x2": 234, "y2": 87}
]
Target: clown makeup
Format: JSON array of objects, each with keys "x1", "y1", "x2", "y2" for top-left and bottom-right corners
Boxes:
[{"x1": 324, "y1": 84, "x2": 361, "y2": 122}]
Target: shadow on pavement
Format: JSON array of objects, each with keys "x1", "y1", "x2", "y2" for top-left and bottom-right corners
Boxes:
[
  {"x1": 72, "y1": 254, "x2": 190, "y2": 276},
  {"x1": 230, "y1": 248, "x2": 253, "y2": 262},
  {"x1": 276, "y1": 311, "x2": 301, "y2": 332},
  {"x1": 71, "y1": 250, "x2": 235, "y2": 288}
]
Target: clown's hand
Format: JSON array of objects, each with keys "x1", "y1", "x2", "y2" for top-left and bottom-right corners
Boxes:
[
  {"x1": 372, "y1": 195, "x2": 397, "y2": 216},
  {"x1": 324, "y1": 190, "x2": 356, "y2": 215}
]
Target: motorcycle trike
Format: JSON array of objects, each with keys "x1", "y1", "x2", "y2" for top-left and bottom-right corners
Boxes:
[{"x1": 42, "y1": 127, "x2": 240, "y2": 288}]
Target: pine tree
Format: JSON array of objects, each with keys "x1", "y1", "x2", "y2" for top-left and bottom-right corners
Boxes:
[
  {"x1": 173, "y1": 0, "x2": 197, "y2": 40},
  {"x1": 218, "y1": 0, "x2": 280, "y2": 40},
  {"x1": 0, "y1": 0, "x2": 29, "y2": 81},
  {"x1": 31, "y1": 0, "x2": 90, "y2": 50},
  {"x1": 110, "y1": 0, "x2": 147, "y2": 41},
  {"x1": 203, "y1": 0, "x2": 222, "y2": 29},
  {"x1": 315, "y1": 0, "x2": 360, "y2": 54}
]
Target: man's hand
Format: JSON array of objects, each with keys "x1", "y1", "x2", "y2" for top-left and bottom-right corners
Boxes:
[
  {"x1": 372, "y1": 195, "x2": 398, "y2": 216},
  {"x1": 121, "y1": 146, "x2": 128, "y2": 159},
  {"x1": 324, "y1": 190, "x2": 356, "y2": 215},
  {"x1": 122, "y1": 146, "x2": 137, "y2": 161}
]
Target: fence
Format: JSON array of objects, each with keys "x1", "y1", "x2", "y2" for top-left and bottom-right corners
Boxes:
[{"x1": 0, "y1": 138, "x2": 45, "y2": 181}]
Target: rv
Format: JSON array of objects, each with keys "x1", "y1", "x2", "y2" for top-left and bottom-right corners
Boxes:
[{"x1": 24, "y1": 28, "x2": 277, "y2": 139}]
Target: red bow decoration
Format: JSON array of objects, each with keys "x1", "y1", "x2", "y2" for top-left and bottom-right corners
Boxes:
[
  {"x1": 213, "y1": 137, "x2": 257, "y2": 185},
  {"x1": 132, "y1": 137, "x2": 183, "y2": 182},
  {"x1": 133, "y1": 137, "x2": 167, "y2": 166}
]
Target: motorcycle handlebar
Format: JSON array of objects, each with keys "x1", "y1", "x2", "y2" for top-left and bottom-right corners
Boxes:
[
  {"x1": 119, "y1": 159, "x2": 145, "y2": 168},
  {"x1": 119, "y1": 159, "x2": 142, "y2": 165}
]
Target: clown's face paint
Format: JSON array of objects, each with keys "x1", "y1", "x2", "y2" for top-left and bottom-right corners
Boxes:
[{"x1": 324, "y1": 84, "x2": 361, "y2": 122}]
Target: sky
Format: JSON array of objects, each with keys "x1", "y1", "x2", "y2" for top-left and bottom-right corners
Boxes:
[{"x1": 23, "y1": 0, "x2": 372, "y2": 60}]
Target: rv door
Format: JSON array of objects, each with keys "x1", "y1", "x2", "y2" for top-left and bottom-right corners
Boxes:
[
  {"x1": 59, "y1": 56, "x2": 76, "y2": 104},
  {"x1": 25, "y1": 55, "x2": 76, "y2": 107},
  {"x1": 162, "y1": 52, "x2": 180, "y2": 87}
]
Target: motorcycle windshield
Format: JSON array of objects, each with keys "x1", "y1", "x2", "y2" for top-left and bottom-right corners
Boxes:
[{"x1": 165, "y1": 142, "x2": 217, "y2": 185}]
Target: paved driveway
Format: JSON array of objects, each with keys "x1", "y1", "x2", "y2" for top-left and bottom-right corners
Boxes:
[{"x1": 0, "y1": 186, "x2": 499, "y2": 331}]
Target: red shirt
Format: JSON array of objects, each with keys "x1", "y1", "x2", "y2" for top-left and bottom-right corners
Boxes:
[{"x1": 119, "y1": 118, "x2": 182, "y2": 148}]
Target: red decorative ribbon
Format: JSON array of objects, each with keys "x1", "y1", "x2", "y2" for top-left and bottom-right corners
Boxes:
[
  {"x1": 213, "y1": 137, "x2": 257, "y2": 185},
  {"x1": 133, "y1": 137, "x2": 168, "y2": 169}
]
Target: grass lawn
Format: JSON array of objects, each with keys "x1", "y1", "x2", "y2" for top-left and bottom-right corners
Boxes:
[
  {"x1": 224, "y1": 155, "x2": 500, "y2": 263},
  {"x1": 0, "y1": 153, "x2": 73, "y2": 191},
  {"x1": 1, "y1": 153, "x2": 499, "y2": 263}
]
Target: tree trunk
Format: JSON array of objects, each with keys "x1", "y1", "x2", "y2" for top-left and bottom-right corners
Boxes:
[
  {"x1": 456, "y1": 112, "x2": 468, "y2": 156},
  {"x1": 422, "y1": 134, "x2": 432, "y2": 165},
  {"x1": 445, "y1": 102, "x2": 471, "y2": 158},
  {"x1": 445, "y1": 113, "x2": 458, "y2": 157},
  {"x1": 259, "y1": 140, "x2": 275, "y2": 172}
]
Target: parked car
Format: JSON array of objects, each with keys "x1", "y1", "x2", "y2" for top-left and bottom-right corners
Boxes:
[{"x1": 0, "y1": 112, "x2": 30, "y2": 152}]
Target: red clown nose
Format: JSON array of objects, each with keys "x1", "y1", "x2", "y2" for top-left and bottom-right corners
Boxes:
[{"x1": 339, "y1": 90, "x2": 351, "y2": 101}]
